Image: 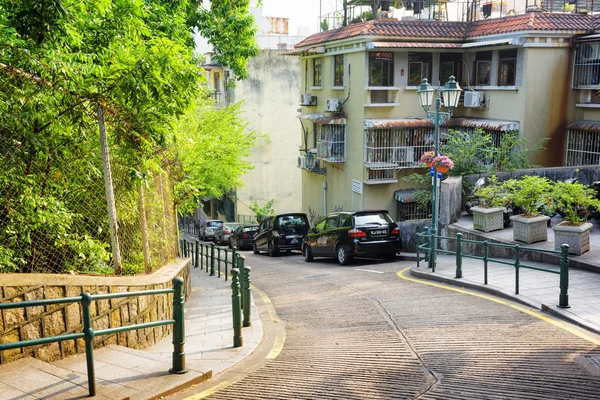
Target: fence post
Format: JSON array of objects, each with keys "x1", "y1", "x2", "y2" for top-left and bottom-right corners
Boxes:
[
  {"x1": 81, "y1": 293, "x2": 96, "y2": 397},
  {"x1": 217, "y1": 247, "x2": 221, "y2": 278},
  {"x1": 558, "y1": 244, "x2": 570, "y2": 308},
  {"x1": 243, "y1": 264, "x2": 252, "y2": 327},
  {"x1": 514, "y1": 245, "x2": 520, "y2": 295},
  {"x1": 239, "y1": 256, "x2": 246, "y2": 310},
  {"x1": 210, "y1": 244, "x2": 216, "y2": 276},
  {"x1": 170, "y1": 277, "x2": 188, "y2": 373},
  {"x1": 195, "y1": 241, "x2": 199, "y2": 268},
  {"x1": 416, "y1": 229, "x2": 421, "y2": 268},
  {"x1": 205, "y1": 244, "x2": 209, "y2": 273},
  {"x1": 179, "y1": 239, "x2": 183, "y2": 257},
  {"x1": 455, "y1": 233, "x2": 462, "y2": 279},
  {"x1": 230, "y1": 269, "x2": 243, "y2": 348},
  {"x1": 483, "y1": 241, "x2": 489, "y2": 285},
  {"x1": 183, "y1": 239, "x2": 188, "y2": 258},
  {"x1": 423, "y1": 226, "x2": 430, "y2": 263},
  {"x1": 224, "y1": 250, "x2": 229, "y2": 279}
]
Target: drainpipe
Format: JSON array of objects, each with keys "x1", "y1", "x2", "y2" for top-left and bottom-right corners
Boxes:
[{"x1": 323, "y1": 181, "x2": 327, "y2": 215}]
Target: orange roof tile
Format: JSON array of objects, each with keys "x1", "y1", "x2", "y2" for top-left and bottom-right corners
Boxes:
[{"x1": 295, "y1": 12, "x2": 595, "y2": 49}]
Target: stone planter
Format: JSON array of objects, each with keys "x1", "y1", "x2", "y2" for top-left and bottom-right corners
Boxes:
[
  {"x1": 510, "y1": 214, "x2": 551, "y2": 244},
  {"x1": 553, "y1": 222, "x2": 593, "y2": 255},
  {"x1": 471, "y1": 206, "x2": 506, "y2": 232}
]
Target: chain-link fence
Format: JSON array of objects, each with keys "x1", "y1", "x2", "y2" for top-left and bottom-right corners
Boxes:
[{"x1": 0, "y1": 133, "x2": 179, "y2": 275}]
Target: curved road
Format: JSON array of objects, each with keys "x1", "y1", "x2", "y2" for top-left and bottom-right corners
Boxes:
[{"x1": 183, "y1": 251, "x2": 600, "y2": 399}]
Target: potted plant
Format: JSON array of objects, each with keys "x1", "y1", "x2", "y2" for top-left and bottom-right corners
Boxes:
[
  {"x1": 431, "y1": 155, "x2": 454, "y2": 173},
  {"x1": 471, "y1": 175, "x2": 506, "y2": 232},
  {"x1": 419, "y1": 151, "x2": 436, "y2": 167},
  {"x1": 504, "y1": 175, "x2": 553, "y2": 244},
  {"x1": 551, "y1": 181, "x2": 600, "y2": 255}
]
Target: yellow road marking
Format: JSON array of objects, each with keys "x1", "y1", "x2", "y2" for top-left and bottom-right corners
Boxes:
[
  {"x1": 266, "y1": 333, "x2": 286, "y2": 360},
  {"x1": 397, "y1": 267, "x2": 600, "y2": 346},
  {"x1": 184, "y1": 380, "x2": 232, "y2": 400}
]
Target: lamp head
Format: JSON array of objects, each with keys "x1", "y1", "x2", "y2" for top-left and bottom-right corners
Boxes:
[
  {"x1": 417, "y1": 78, "x2": 435, "y2": 112},
  {"x1": 442, "y1": 75, "x2": 462, "y2": 113}
]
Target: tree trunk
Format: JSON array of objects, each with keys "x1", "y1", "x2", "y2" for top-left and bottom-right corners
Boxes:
[
  {"x1": 97, "y1": 105, "x2": 123, "y2": 274},
  {"x1": 138, "y1": 183, "x2": 151, "y2": 273}
]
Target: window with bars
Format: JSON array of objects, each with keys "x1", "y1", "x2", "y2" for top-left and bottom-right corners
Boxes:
[
  {"x1": 565, "y1": 128, "x2": 600, "y2": 166},
  {"x1": 313, "y1": 58, "x2": 322, "y2": 86},
  {"x1": 408, "y1": 52, "x2": 432, "y2": 86},
  {"x1": 397, "y1": 201, "x2": 431, "y2": 221},
  {"x1": 367, "y1": 169, "x2": 396, "y2": 182},
  {"x1": 364, "y1": 126, "x2": 435, "y2": 171},
  {"x1": 317, "y1": 124, "x2": 346, "y2": 162},
  {"x1": 573, "y1": 42, "x2": 600, "y2": 88}
]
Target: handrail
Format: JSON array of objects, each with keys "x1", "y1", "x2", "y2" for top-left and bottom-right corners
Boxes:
[
  {"x1": 416, "y1": 229, "x2": 570, "y2": 308},
  {"x1": 0, "y1": 277, "x2": 187, "y2": 396}
]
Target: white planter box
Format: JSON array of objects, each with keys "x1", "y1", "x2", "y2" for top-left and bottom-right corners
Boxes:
[
  {"x1": 553, "y1": 222, "x2": 593, "y2": 255},
  {"x1": 510, "y1": 214, "x2": 550, "y2": 244},
  {"x1": 471, "y1": 206, "x2": 506, "y2": 232}
]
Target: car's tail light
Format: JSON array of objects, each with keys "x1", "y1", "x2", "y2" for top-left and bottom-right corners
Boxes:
[
  {"x1": 348, "y1": 228, "x2": 367, "y2": 238},
  {"x1": 224, "y1": 230, "x2": 230, "y2": 234},
  {"x1": 243, "y1": 233, "x2": 252, "y2": 239},
  {"x1": 391, "y1": 227, "x2": 399, "y2": 236}
]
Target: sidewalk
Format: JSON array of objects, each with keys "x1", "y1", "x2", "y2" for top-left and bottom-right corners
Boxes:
[
  {"x1": 0, "y1": 256, "x2": 262, "y2": 400},
  {"x1": 411, "y1": 215, "x2": 600, "y2": 335}
]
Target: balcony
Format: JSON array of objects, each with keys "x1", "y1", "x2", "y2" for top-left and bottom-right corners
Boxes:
[{"x1": 316, "y1": 124, "x2": 346, "y2": 162}]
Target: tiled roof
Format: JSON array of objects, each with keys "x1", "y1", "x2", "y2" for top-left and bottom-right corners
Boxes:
[
  {"x1": 365, "y1": 117, "x2": 519, "y2": 131},
  {"x1": 567, "y1": 120, "x2": 600, "y2": 131},
  {"x1": 295, "y1": 12, "x2": 595, "y2": 49}
]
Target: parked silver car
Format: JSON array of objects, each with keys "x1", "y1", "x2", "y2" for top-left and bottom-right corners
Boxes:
[
  {"x1": 199, "y1": 220, "x2": 223, "y2": 241},
  {"x1": 213, "y1": 222, "x2": 243, "y2": 245}
]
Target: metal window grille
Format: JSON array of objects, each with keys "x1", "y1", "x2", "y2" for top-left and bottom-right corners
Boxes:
[
  {"x1": 565, "y1": 129, "x2": 600, "y2": 166},
  {"x1": 397, "y1": 201, "x2": 431, "y2": 221},
  {"x1": 364, "y1": 127, "x2": 435, "y2": 171},
  {"x1": 317, "y1": 124, "x2": 346, "y2": 162},
  {"x1": 367, "y1": 169, "x2": 396, "y2": 181},
  {"x1": 573, "y1": 43, "x2": 600, "y2": 89}
]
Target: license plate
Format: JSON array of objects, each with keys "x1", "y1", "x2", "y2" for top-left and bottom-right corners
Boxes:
[
  {"x1": 291, "y1": 239, "x2": 298, "y2": 244},
  {"x1": 371, "y1": 229, "x2": 387, "y2": 236}
]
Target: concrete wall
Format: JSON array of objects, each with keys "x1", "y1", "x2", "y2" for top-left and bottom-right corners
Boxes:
[
  {"x1": 234, "y1": 50, "x2": 303, "y2": 217},
  {"x1": 0, "y1": 259, "x2": 190, "y2": 365}
]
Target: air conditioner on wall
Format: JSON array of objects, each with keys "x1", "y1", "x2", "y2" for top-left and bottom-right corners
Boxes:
[
  {"x1": 326, "y1": 98, "x2": 340, "y2": 112},
  {"x1": 581, "y1": 42, "x2": 600, "y2": 61},
  {"x1": 297, "y1": 156, "x2": 307, "y2": 169},
  {"x1": 463, "y1": 91, "x2": 483, "y2": 107},
  {"x1": 300, "y1": 94, "x2": 316, "y2": 106}
]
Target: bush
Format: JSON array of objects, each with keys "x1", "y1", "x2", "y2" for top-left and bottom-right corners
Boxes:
[
  {"x1": 503, "y1": 176, "x2": 553, "y2": 216},
  {"x1": 551, "y1": 181, "x2": 600, "y2": 224},
  {"x1": 474, "y1": 175, "x2": 506, "y2": 208}
]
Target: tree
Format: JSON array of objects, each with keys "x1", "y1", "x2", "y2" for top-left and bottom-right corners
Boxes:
[
  {"x1": 248, "y1": 199, "x2": 275, "y2": 223},
  {"x1": 172, "y1": 99, "x2": 259, "y2": 215}
]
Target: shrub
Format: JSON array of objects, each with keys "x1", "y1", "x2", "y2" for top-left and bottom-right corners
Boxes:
[
  {"x1": 551, "y1": 181, "x2": 600, "y2": 224},
  {"x1": 503, "y1": 176, "x2": 553, "y2": 216}
]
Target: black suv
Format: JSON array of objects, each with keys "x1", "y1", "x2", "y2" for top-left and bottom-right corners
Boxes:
[
  {"x1": 253, "y1": 213, "x2": 310, "y2": 256},
  {"x1": 302, "y1": 210, "x2": 401, "y2": 265}
]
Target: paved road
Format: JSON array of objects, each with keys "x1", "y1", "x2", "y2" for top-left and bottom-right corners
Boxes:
[{"x1": 182, "y1": 250, "x2": 600, "y2": 399}]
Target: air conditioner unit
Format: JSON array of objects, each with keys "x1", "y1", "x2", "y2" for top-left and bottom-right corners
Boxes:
[
  {"x1": 463, "y1": 91, "x2": 483, "y2": 107},
  {"x1": 300, "y1": 94, "x2": 315, "y2": 106},
  {"x1": 297, "y1": 156, "x2": 307, "y2": 169},
  {"x1": 325, "y1": 98, "x2": 340, "y2": 112},
  {"x1": 396, "y1": 148, "x2": 415, "y2": 164},
  {"x1": 580, "y1": 42, "x2": 600, "y2": 61}
]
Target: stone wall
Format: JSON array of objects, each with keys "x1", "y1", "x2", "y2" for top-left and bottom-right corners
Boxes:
[{"x1": 0, "y1": 258, "x2": 190, "y2": 365}]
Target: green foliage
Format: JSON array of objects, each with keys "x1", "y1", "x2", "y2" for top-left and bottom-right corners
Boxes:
[
  {"x1": 401, "y1": 173, "x2": 433, "y2": 211},
  {"x1": 551, "y1": 181, "x2": 600, "y2": 224},
  {"x1": 248, "y1": 199, "x2": 275, "y2": 223},
  {"x1": 320, "y1": 19, "x2": 330, "y2": 31},
  {"x1": 493, "y1": 131, "x2": 548, "y2": 172},
  {"x1": 441, "y1": 129, "x2": 494, "y2": 176},
  {"x1": 173, "y1": 99, "x2": 259, "y2": 215},
  {"x1": 473, "y1": 175, "x2": 506, "y2": 208},
  {"x1": 350, "y1": 10, "x2": 373, "y2": 24},
  {"x1": 503, "y1": 176, "x2": 553, "y2": 216}
]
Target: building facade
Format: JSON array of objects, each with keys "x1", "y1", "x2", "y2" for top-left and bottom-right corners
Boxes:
[{"x1": 291, "y1": 12, "x2": 600, "y2": 223}]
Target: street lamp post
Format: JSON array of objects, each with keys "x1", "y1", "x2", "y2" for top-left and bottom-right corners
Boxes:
[{"x1": 417, "y1": 76, "x2": 462, "y2": 271}]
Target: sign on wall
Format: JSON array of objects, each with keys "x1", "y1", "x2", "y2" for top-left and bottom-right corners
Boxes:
[{"x1": 352, "y1": 179, "x2": 363, "y2": 195}]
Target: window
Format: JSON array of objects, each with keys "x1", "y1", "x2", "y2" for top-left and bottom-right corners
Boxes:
[
  {"x1": 475, "y1": 51, "x2": 492, "y2": 86},
  {"x1": 314, "y1": 217, "x2": 326, "y2": 232},
  {"x1": 408, "y1": 53, "x2": 432, "y2": 86},
  {"x1": 334, "y1": 55, "x2": 344, "y2": 86},
  {"x1": 498, "y1": 49, "x2": 517, "y2": 86},
  {"x1": 317, "y1": 124, "x2": 346, "y2": 162},
  {"x1": 214, "y1": 72, "x2": 221, "y2": 92},
  {"x1": 339, "y1": 214, "x2": 352, "y2": 227},
  {"x1": 440, "y1": 53, "x2": 463, "y2": 84},
  {"x1": 364, "y1": 126, "x2": 435, "y2": 170},
  {"x1": 565, "y1": 125, "x2": 600, "y2": 166},
  {"x1": 369, "y1": 52, "x2": 394, "y2": 86},
  {"x1": 325, "y1": 215, "x2": 339, "y2": 229},
  {"x1": 313, "y1": 58, "x2": 322, "y2": 86},
  {"x1": 573, "y1": 42, "x2": 600, "y2": 88}
]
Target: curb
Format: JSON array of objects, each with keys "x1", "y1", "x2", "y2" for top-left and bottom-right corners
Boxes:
[{"x1": 409, "y1": 266, "x2": 600, "y2": 336}]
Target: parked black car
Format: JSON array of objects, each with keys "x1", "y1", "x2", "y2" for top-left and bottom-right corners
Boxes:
[
  {"x1": 302, "y1": 210, "x2": 401, "y2": 265},
  {"x1": 253, "y1": 213, "x2": 310, "y2": 256},
  {"x1": 229, "y1": 224, "x2": 259, "y2": 250}
]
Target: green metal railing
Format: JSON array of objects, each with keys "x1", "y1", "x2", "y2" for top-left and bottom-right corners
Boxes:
[
  {"x1": 416, "y1": 228, "x2": 570, "y2": 308},
  {"x1": 0, "y1": 278, "x2": 187, "y2": 396},
  {"x1": 178, "y1": 239, "x2": 252, "y2": 347}
]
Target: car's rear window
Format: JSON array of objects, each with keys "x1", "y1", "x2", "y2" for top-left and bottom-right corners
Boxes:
[
  {"x1": 243, "y1": 226, "x2": 258, "y2": 232},
  {"x1": 207, "y1": 221, "x2": 222, "y2": 227},
  {"x1": 354, "y1": 212, "x2": 393, "y2": 226},
  {"x1": 277, "y1": 215, "x2": 307, "y2": 227}
]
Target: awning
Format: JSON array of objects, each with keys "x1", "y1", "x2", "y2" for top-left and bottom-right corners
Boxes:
[
  {"x1": 367, "y1": 42, "x2": 462, "y2": 49},
  {"x1": 282, "y1": 46, "x2": 326, "y2": 56},
  {"x1": 365, "y1": 117, "x2": 519, "y2": 131},
  {"x1": 394, "y1": 190, "x2": 417, "y2": 203},
  {"x1": 297, "y1": 113, "x2": 325, "y2": 120},
  {"x1": 314, "y1": 117, "x2": 347, "y2": 125},
  {"x1": 567, "y1": 120, "x2": 600, "y2": 132},
  {"x1": 462, "y1": 38, "x2": 521, "y2": 48}
]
